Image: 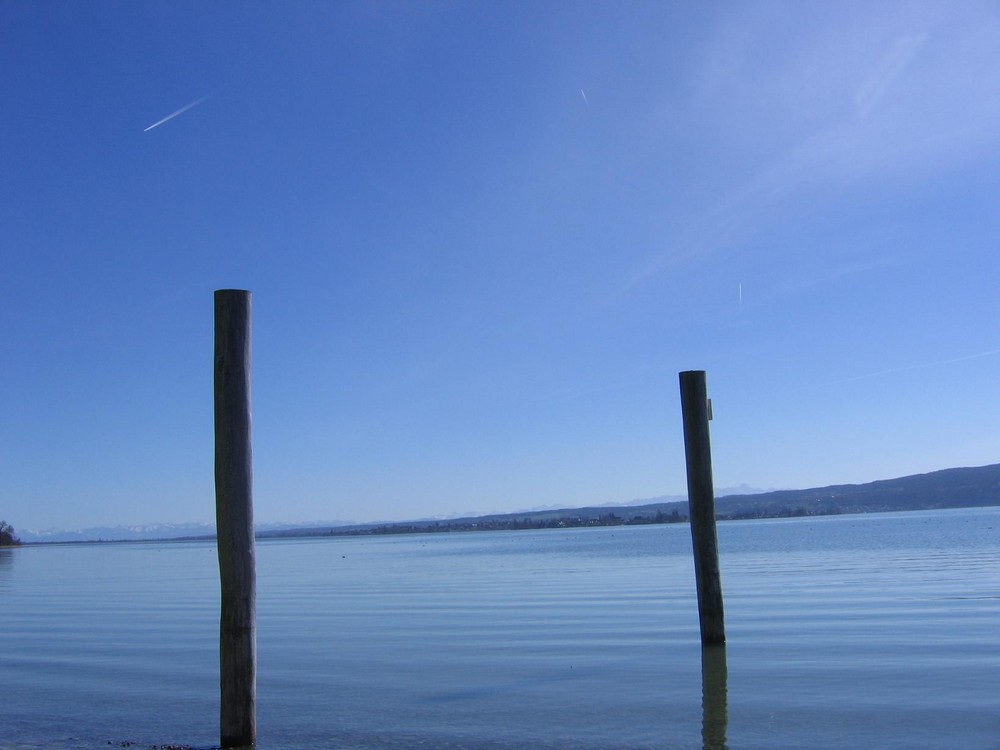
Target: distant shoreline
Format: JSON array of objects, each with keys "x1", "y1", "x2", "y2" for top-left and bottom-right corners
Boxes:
[{"x1": 20, "y1": 500, "x2": 999, "y2": 547}]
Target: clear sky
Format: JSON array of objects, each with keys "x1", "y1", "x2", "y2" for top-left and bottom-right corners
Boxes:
[{"x1": 3, "y1": 1, "x2": 1000, "y2": 532}]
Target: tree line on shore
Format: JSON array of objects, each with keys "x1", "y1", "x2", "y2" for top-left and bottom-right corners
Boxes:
[
  {"x1": 356, "y1": 508, "x2": 688, "y2": 536},
  {"x1": 317, "y1": 505, "x2": 844, "y2": 538},
  {"x1": 0, "y1": 521, "x2": 21, "y2": 547}
]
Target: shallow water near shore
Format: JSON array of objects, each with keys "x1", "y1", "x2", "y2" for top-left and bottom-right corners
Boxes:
[{"x1": 1, "y1": 507, "x2": 998, "y2": 749}]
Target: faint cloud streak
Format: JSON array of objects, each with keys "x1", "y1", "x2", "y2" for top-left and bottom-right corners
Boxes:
[
  {"x1": 804, "y1": 348, "x2": 1000, "y2": 390},
  {"x1": 614, "y1": 8, "x2": 1000, "y2": 302},
  {"x1": 855, "y1": 34, "x2": 928, "y2": 118}
]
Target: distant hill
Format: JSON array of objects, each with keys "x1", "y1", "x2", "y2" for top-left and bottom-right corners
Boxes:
[
  {"x1": 713, "y1": 463, "x2": 1000, "y2": 518},
  {"x1": 261, "y1": 463, "x2": 1000, "y2": 539}
]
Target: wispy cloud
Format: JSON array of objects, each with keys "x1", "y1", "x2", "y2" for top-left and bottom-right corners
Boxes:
[
  {"x1": 770, "y1": 251, "x2": 900, "y2": 300},
  {"x1": 615, "y1": 5, "x2": 1000, "y2": 299},
  {"x1": 804, "y1": 348, "x2": 1000, "y2": 390},
  {"x1": 854, "y1": 34, "x2": 927, "y2": 118}
]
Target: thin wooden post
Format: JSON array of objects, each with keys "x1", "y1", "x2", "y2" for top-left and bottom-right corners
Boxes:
[
  {"x1": 679, "y1": 370, "x2": 725, "y2": 645},
  {"x1": 214, "y1": 289, "x2": 256, "y2": 748}
]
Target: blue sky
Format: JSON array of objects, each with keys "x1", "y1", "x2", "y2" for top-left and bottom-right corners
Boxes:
[{"x1": 3, "y1": 1, "x2": 1000, "y2": 531}]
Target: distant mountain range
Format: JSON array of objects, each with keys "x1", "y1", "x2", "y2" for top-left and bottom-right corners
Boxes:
[
  {"x1": 20, "y1": 463, "x2": 1000, "y2": 543},
  {"x1": 18, "y1": 520, "x2": 349, "y2": 544},
  {"x1": 18, "y1": 522, "x2": 212, "y2": 544}
]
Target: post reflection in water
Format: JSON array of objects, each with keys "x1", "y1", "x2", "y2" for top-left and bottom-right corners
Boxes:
[
  {"x1": 701, "y1": 644, "x2": 728, "y2": 750},
  {"x1": 0, "y1": 548, "x2": 13, "y2": 596}
]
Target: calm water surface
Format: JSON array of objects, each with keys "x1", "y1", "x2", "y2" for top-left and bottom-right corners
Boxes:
[{"x1": 1, "y1": 507, "x2": 998, "y2": 749}]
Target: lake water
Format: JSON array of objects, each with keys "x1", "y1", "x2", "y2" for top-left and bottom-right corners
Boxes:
[{"x1": 1, "y1": 507, "x2": 998, "y2": 750}]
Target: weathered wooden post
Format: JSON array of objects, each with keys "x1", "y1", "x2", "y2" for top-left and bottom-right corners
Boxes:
[
  {"x1": 679, "y1": 370, "x2": 725, "y2": 645},
  {"x1": 214, "y1": 289, "x2": 256, "y2": 748}
]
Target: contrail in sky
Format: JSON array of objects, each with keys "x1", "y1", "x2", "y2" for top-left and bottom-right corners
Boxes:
[
  {"x1": 580, "y1": 89, "x2": 589, "y2": 105},
  {"x1": 144, "y1": 95, "x2": 211, "y2": 132}
]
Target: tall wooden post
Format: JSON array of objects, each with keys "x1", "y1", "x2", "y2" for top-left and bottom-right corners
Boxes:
[
  {"x1": 679, "y1": 370, "x2": 725, "y2": 645},
  {"x1": 214, "y1": 290, "x2": 256, "y2": 748}
]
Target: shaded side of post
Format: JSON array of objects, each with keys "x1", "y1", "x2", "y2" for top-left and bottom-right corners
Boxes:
[
  {"x1": 679, "y1": 370, "x2": 725, "y2": 645},
  {"x1": 214, "y1": 290, "x2": 256, "y2": 748}
]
